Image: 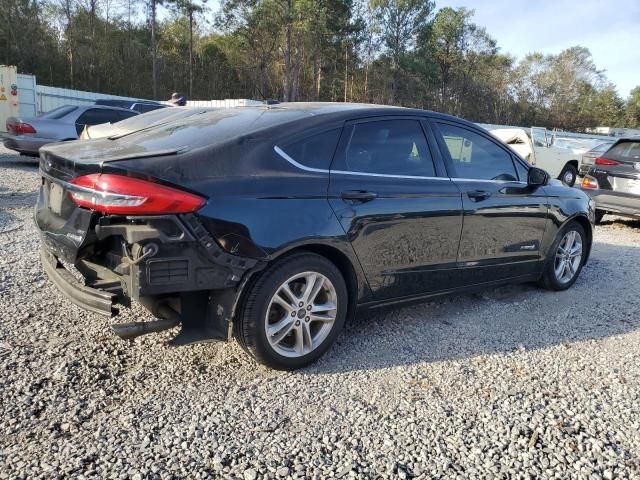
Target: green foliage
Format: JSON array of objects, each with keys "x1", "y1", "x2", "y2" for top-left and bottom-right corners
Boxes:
[{"x1": 0, "y1": 0, "x2": 633, "y2": 129}]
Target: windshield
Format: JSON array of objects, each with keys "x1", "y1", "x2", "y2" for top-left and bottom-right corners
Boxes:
[{"x1": 38, "y1": 105, "x2": 78, "y2": 119}]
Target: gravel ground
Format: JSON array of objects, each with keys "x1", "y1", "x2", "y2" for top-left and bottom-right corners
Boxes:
[{"x1": 1, "y1": 145, "x2": 639, "y2": 479}]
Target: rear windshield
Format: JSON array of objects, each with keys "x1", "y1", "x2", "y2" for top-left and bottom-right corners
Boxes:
[
  {"x1": 606, "y1": 141, "x2": 640, "y2": 162},
  {"x1": 107, "y1": 108, "x2": 211, "y2": 137},
  {"x1": 114, "y1": 107, "x2": 308, "y2": 151},
  {"x1": 38, "y1": 106, "x2": 77, "y2": 119},
  {"x1": 591, "y1": 142, "x2": 613, "y2": 153}
]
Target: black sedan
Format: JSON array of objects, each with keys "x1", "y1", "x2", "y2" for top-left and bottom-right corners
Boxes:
[
  {"x1": 35, "y1": 103, "x2": 595, "y2": 369},
  {"x1": 581, "y1": 137, "x2": 640, "y2": 223}
]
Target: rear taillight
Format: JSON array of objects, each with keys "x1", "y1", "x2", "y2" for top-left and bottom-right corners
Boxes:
[
  {"x1": 581, "y1": 176, "x2": 599, "y2": 189},
  {"x1": 7, "y1": 121, "x2": 36, "y2": 135},
  {"x1": 595, "y1": 157, "x2": 620, "y2": 166},
  {"x1": 69, "y1": 174, "x2": 206, "y2": 215}
]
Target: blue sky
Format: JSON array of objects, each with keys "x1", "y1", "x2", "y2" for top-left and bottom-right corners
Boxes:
[{"x1": 437, "y1": 0, "x2": 640, "y2": 98}]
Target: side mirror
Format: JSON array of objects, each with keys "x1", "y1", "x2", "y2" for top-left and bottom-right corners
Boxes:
[{"x1": 528, "y1": 167, "x2": 549, "y2": 187}]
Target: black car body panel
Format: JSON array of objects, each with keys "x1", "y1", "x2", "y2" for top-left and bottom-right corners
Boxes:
[
  {"x1": 35, "y1": 103, "x2": 594, "y2": 345},
  {"x1": 581, "y1": 138, "x2": 640, "y2": 219}
]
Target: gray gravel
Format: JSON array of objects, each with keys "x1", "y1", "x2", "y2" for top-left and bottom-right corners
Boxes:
[{"x1": 1, "y1": 145, "x2": 639, "y2": 479}]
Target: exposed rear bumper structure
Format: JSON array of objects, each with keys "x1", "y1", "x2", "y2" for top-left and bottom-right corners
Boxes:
[
  {"x1": 41, "y1": 249, "x2": 117, "y2": 317},
  {"x1": 38, "y1": 207, "x2": 264, "y2": 345}
]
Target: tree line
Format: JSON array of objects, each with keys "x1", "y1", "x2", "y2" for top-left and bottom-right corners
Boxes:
[{"x1": 2, "y1": 0, "x2": 639, "y2": 130}]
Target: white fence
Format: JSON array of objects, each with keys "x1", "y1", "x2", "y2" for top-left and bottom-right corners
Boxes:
[
  {"x1": 17, "y1": 74, "x2": 37, "y2": 117},
  {"x1": 16, "y1": 72, "x2": 262, "y2": 116},
  {"x1": 36, "y1": 85, "x2": 143, "y2": 113}
]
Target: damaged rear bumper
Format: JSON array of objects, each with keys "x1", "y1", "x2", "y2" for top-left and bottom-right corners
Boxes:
[
  {"x1": 38, "y1": 212, "x2": 264, "y2": 344},
  {"x1": 41, "y1": 248, "x2": 117, "y2": 317}
]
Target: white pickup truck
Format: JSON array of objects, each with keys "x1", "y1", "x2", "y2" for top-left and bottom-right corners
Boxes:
[{"x1": 489, "y1": 127, "x2": 581, "y2": 186}]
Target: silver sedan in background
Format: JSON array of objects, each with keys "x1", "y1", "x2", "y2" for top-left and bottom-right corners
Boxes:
[{"x1": 3, "y1": 105, "x2": 138, "y2": 156}]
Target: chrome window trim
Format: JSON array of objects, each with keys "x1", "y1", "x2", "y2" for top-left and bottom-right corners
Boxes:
[
  {"x1": 451, "y1": 178, "x2": 528, "y2": 185},
  {"x1": 274, "y1": 145, "x2": 451, "y2": 181}
]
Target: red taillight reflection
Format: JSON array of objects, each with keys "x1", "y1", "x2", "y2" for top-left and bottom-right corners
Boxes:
[
  {"x1": 69, "y1": 174, "x2": 206, "y2": 215},
  {"x1": 595, "y1": 157, "x2": 620, "y2": 166}
]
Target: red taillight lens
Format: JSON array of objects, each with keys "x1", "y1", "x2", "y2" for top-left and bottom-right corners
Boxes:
[
  {"x1": 7, "y1": 121, "x2": 36, "y2": 134},
  {"x1": 595, "y1": 157, "x2": 620, "y2": 166},
  {"x1": 69, "y1": 174, "x2": 206, "y2": 215},
  {"x1": 581, "y1": 176, "x2": 598, "y2": 189}
]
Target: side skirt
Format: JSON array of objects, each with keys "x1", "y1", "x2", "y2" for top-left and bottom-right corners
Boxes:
[{"x1": 357, "y1": 274, "x2": 540, "y2": 312}]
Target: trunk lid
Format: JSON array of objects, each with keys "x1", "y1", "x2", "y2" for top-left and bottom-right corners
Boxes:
[{"x1": 37, "y1": 141, "x2": 181, "y2": 263}]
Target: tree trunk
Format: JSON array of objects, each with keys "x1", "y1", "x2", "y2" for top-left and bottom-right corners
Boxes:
[
  {"x1": 344, "y1": 45, "x2": 348, "y2": 103},
  {"x1": 364, "y1": 62, "x2": 369, "y2": 102},
  {"x1": 188, "y1": 9, "x2": 193, "y2": 98},
  {"x1": 282, "y1": 2, "x2": 293, "y2": 102},
  {"x1": 151, "y1": 0, "x2": 158, "y2": 99}
]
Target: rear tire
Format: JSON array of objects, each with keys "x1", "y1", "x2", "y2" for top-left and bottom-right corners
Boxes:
[
  {"x1": 234, "y1": 252, "x2": 348, "y2": 370},
  {"x1": 539, "y1": 221, "x2": 586, "y2": 291},
  {"x1": 559, "y1": 165, "x2": 578, "y2": 187}
]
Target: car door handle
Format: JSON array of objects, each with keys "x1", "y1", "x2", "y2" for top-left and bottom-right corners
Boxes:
[
  {"x1": 467, "y1": 190, "x2": 492, "y2": 201},
  {"x1": 341, "y1": 190, "x2": 378, "y2": 203}
]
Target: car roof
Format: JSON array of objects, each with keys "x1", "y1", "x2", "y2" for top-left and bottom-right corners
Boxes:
[{"x1": 98, "y1": 102, "x2": 475, "y2": 156}]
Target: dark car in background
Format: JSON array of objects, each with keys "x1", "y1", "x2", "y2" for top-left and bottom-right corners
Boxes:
[
  {"x1": 94, "y1": 99, "x2": 167, "y2": 114},
  {"x1": 579, "y1": 141, "x2": 615, "y2": 175},
  {"x1": 3, "y1": 105, "x2": 138, "y2": 156},
  {"x1": 581, "y1": 137, "x2": 640, "y2": 223},
  {"x1": 35, "y1": 103, "x2": 594, "y2": 369}
]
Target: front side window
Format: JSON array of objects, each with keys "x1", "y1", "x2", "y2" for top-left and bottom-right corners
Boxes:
[
  {"x1": 437, "y1": 123, "x2": 518, "y2": 181},
  {"x1": 280, "y1": 128, "x2": 341, "y2": 169},
  {"x1": 343, "y1": 120, "x2": 435, "y2": 177}
]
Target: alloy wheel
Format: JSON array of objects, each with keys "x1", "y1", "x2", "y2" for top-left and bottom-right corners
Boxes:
[
  {"x1": 264, "y1": 271, "x2": 338, "y2": 358},
  {"x1": 554, "y1": 230, "x2": 582, "y2": 284}
]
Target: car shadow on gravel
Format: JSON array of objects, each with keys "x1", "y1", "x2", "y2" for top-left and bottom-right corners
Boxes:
[
  {"x1": 0, "y1": 185, "x2": 38, "y2": 209},
  {"x1": 0, "y1": 156, "x2": 39, "y2": 170},
  {"x1": 306, "y1": 241, "x2": 640, "y2": 375}
]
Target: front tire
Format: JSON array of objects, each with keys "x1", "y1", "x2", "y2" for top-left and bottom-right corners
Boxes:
[
  {"x1": 234, "y1": 252, "x2": 348, "y2": 370},
  {"x1": 559, "y1": 165, "x2": 578, "y2": 187},
  {"x1": 539, "y1": 221, "x2": 586, "y2": 291}
]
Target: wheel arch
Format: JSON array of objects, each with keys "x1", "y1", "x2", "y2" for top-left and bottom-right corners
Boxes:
[
  {"x1": 567, "y1": 214, "x2": 593, "y2": 264},
  {"x1": 270, "y1": 244, "x2": 363, "y2": 321},
  {"x1": 565, "y1": 159, "x2": 579, "y2": 169}
]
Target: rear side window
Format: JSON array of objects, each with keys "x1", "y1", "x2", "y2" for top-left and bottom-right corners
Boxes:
[
  {"x1": 280, "y1": 129, "x2": 341, "y2": 169},
  {"x1": 437, "y1": 122, "x2": 517, "y2": 181},
  {"x1": 343, "y1": 120, "x2": 436, "y2": 177},
  {"x1": 606, "y1": 141, "x2": 640, "y2": 162},
  {"x1": 77, "y1": 109, "x2": 132, "y2": 126}
]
